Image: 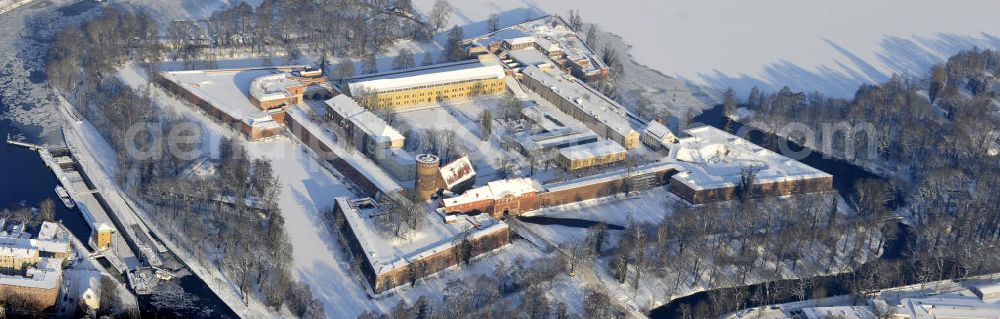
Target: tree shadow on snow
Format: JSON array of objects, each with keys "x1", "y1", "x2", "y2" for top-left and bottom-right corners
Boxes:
[{"x1": 691, "y1": 32, "x2": 1000, "y2": 98}]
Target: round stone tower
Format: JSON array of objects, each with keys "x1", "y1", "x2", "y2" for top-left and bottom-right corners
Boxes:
[{"x1": 415, "y1": 154, "x2": 442, "y2": 200}]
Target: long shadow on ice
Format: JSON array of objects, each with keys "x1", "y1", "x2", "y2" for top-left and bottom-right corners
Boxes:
[{"x1": 692, "y1": 32, "x2": 1000, "y2": 98}]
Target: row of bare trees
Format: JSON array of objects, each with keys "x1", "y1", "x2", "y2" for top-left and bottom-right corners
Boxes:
[
  {"x1": 571, "y1": 183, "x2": 891, "y2": 315},
  {"x1": 666, "y1": 49, "x2": 1000, "y2": 317},
  {"x1": 45, "y1": 7, "x2": 324, "y2": 318},
  {"x1": 741, "y1": 48, "x2": 1000, "y2": 273},
  {"x1": 168, "y1": 0, "x2": 455, "y2": 64}
]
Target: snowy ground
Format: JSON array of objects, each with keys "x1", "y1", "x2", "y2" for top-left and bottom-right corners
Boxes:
[
  {"x1": 730, "y1": 274, "x2": 1000, "y2": 319},
  {"x1": 394, "y1": 97, "x2": 530, "y2": 183},
  {"x1": 415, "y1": 0, "x2": 1000, "y2": 98},
  {"x1": 120, "y1": 62, "x2": 560, "y2": 318},
  {"x1": 0, "y1": 0, "x2": 36, "y2": 15},
  {"x1": 110, "y1": 0, "x2": 261, "y2": 21},
  {"x1": 516, "y1": 188, "x2": 881, "y2": 313},
  {"x1": 4, "y1": 0, "x2": 964, "y2": 317}
]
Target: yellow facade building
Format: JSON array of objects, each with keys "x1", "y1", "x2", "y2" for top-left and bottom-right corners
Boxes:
[
  {"x1": 557, "y1": 140, "x2": 628, "y2": 171},
  {"x1": 93, "y1": 223, "x2": 113, "y2": 251},
  {"x1": 0, "y1": 247, "x2": 39, "y2": 273},
  {"x1": 347, "y1": 55, "x2": 508, "y2": 110}
]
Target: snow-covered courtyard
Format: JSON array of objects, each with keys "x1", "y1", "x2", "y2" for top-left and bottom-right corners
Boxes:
[{"x1": 394, "y1": 97, "x2": 530, "y2": 182}]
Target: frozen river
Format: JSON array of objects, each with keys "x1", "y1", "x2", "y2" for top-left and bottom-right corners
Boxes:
[{"x1": 417, "y1": 0, "x2": 1000, "y2": 97}]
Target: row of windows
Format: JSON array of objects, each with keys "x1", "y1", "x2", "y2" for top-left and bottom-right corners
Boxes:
[
  {"x1": 376, "y1": 83, "x2": 505, "y2": 102},
  {"x1": 378, "y1": 91, "x2": 502, "y2": 107},
  {"x1": 365, "y1": 77, "x2": 505, "y2": 95}
]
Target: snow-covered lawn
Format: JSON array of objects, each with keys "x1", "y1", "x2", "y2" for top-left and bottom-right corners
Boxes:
[
  {"x1": 415, "y1": 0, "x2": 1000, "y2": 97},
  {"x1": 241, "y1": 137, "x2": 384, "y2": 317},
  {"x1": 394, "y1": 97, "x2": 529, "y2": 182}
]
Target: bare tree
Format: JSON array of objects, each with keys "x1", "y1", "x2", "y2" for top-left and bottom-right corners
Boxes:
[
  {"x1": 478, "y1": 109, "x2": 493, "y2": 141},
  {"x1": 429, "y1": 0, "x2": 453, "y2": 31},
  {"x1": 736, "y1": 164, "x2": 759, "y2": 202},
  {"x1": 39, "y1": 198, "x2": 56, "y2": 222},
  {"x1": 363, "y1": 54, "x2": 378, "y2": 74},
  {"x1": 335, "y1": 59, "x2": 355, "y2": 80},
  {"x1": 487, "y1": 13, "x2": 500, "y2": 33},
  {"x1": 584, "y1": 24, "x2": 599, "y2": 48},
  {"x1": 98, "y1": 275, "x2": 120, "y2": 316},
  {"x1": 445, "y1": 26, "x2": 466, "y2": 62},
  {"x1": 567, "y1": 10, "x2": 583, "y2": 31},
  {"x1": 392, "y1": 48, "x2": 416, "y2": 70},
  {"x1": 929, "y1": 64, "x2": 946, "y2": 103}
]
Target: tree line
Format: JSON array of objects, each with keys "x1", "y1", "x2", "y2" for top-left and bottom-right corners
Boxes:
[
  {"x1": 353, "y1": 254, "x2": 624, "y2": 319},
  {"x1": 688, "y1": 48, "x2": 1000, "y2": 317},
  {"x1": 45, "y1": 7, "x2": 324, "y2": 318},
  {"x1": 169, "y1": 0, "x2": 454, "y2": 66}
]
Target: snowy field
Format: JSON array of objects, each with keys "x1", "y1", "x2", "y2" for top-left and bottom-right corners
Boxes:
[{"x1": 415, "y1": 0, "x2": 1000, "y2": 97}]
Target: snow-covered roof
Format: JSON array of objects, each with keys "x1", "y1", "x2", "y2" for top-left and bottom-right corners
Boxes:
[
  {"x1": 246, "y1": 111, "x2": 276, "y2": 126},
  {"x1": 97, "y1": 223, "x2": 113, "y2": 231},
  {"x1": 535, "y1": 38, "x2": 562, "y2": 53},
  {"x1": 505, "y1": 36, "x2": 536, "y2": 46},
  {"x1": 895, "y1": 296, "x2": 1000, "y2": 319},
  {"x1": 440, "y1": 156, "x2": 475, "y2": 189},
  {"x1": 36, "y1": 222, "x2": 60, "y2": 240},
  {"x1": 0, "y1": 222, "x2": 71, "y2": 255},
  {"x1": 285, "y1": 106, "x2": 404, "y2": 193},
  {"x1": 0, "y1": 257, "x2": 62, "y2": 289},
  {"x1": 0, "y1": 245, "x2": 36, "y2": 258},
  {"x1": 520, "y1": 105, "x2": 576, "y2": 132},
  {"x1": 558, "y1": 139, "x2": 626, "y2": 161},
  {"x1": 444, "y1": 178, "x2": 542, "y2": 207},
  {"x1": 516, "y1": 126, "x2": 600, "y2": 154},
  {"x1": 0, "y1": 220, "x2": 25, "y2": 239},
  {"x1": 348, "y1": 59, "x2": 505, "y2": 94},
  {"x1": 334, "y1": 197, "x2": 506, "y2": 276},
  {"x1": 464, "y1": 15, "x2": 607, "y2": 74},
  {"x1": 488, "y1": 178, "x2": 542, "y2": 198},
  {"x1": 521, "y1": 65, "x2": 637, "y2": 141},
  {"x1": 644, "y1": 121, "x2": 675, "y2": 140},
  {"x1": 544, "y1": 161, "x2": 680, "y2": 193},
  {"x1": 249, "y1": 73, "x2": 301, "y2": 102},
  {"x1": 507, "y1": 49, "x2": 553, "y2": 68},
  {"x1": 974, "y1": 282, "x2": 1000, "y2": 297},
  {"x1": 669, "y1": 126, "x2": 831, "y2": 191},
  {"x1": 324, "y1": 95, "x2": 405, "y2": 144},
  {"x1": 160, "y1": 67, "x2": 303, "y2": 121}
]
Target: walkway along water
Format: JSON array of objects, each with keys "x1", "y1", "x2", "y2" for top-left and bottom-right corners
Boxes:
[{"x1": 1, "y1": 100, "x2": 237, "y2": 318}]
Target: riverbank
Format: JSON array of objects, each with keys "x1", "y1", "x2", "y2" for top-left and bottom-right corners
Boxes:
[
  {"x1": 646, "y1": 105, "x2": 908, "y2": 318},
  {"x1": 53, "y1": 91, "x2": 255, "y2": 318}
]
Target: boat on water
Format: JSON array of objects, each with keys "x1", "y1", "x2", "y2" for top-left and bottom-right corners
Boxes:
[{"x1": 54, "y1": 186, "x2": 75, "y2": 209}]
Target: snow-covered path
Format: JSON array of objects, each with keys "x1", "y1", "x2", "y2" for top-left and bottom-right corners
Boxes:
[
  {"x1": 242, "y1": 139, "x2": 388, "y2": 317},
  {"x1": 416, "y1": 0, "x2": 1000, "y2": 97}
]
